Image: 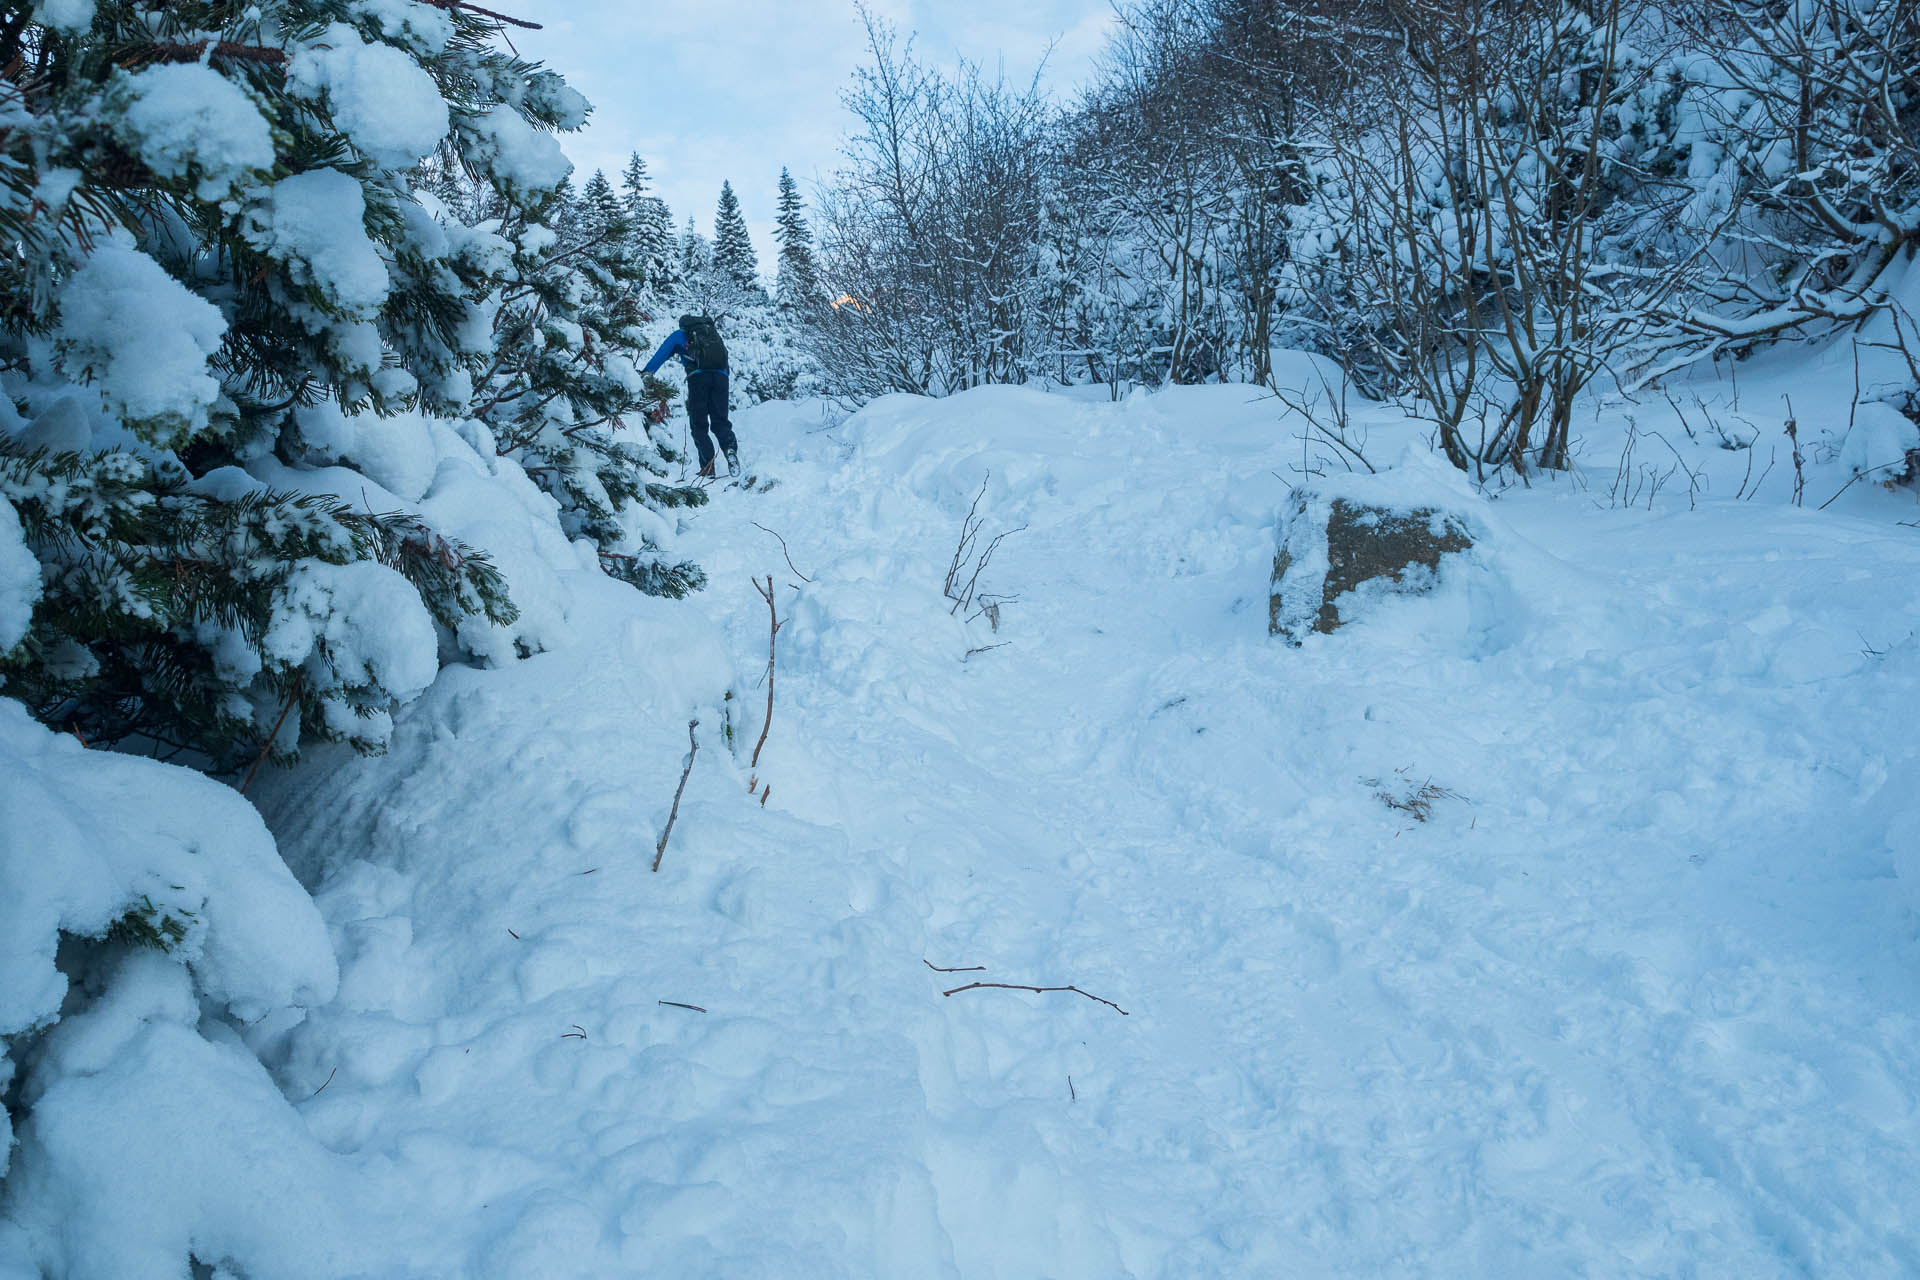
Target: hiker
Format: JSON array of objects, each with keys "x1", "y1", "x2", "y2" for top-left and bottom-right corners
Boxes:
[{"x1": 644, "y1": 314, "x2": 738, "y2": 478}]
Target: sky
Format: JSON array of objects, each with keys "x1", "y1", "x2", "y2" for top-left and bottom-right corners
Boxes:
[{"x1": 507, "y1": 0, "x2": 1120, "y2": 271}]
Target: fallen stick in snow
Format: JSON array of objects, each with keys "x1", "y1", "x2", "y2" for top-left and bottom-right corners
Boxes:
[
  {"x1": 747, "y1": 576, "x2": 781, "y2": 795},
  {"x1": 657, "y1": 1000, "x2": 707, "y2": 1013},
  {"x1": 923, "y1": 960, "x2": 987, "y2": 974},
  {"x1": 652, "y1": 719, "x2": 700, "y2": 873},
  {"x1": 941, "y1": 982, "x2": 1130, "y2": 1016}
]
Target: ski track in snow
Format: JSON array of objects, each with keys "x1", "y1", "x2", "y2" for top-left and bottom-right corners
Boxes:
[{"x1": 253, "y1": 381, "x2": 1920, "y2": 1278}]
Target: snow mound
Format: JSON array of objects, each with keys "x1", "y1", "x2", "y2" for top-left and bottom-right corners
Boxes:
[
  {"x1": 5, "y1": 954, "x2": 375, "y2": 1279},
  {"x1": 0, "y1": 698, "x2": 356, "y2": 1276},
  {"x1": 1839, "y1": 402, "x2": 1920, "y2": 479},
  {"x1": 0, "y1": 699, "x2": 336, "y2": 1039}
]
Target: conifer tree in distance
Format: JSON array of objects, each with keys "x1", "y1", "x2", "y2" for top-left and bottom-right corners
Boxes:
[
  {"x1": 774, "y1": 167, "x2": 823, "y2": 311},
  {"x1": 711, "y1": 180, "x2": 760, "y2": 291},
  {"x1": 621, "y1": 152, "x2": 678, "y2": 297},
  {"x1": 578, "y1": 168, "x2": 623, "y2": 247},
  {"x1": 681, "y1": 216, "x2": 712, "y2": 278}
]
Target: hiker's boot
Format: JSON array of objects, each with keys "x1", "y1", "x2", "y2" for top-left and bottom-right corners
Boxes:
[
  {"x1": 697, "y1": 458, "x2": 716, "y2": 479},
  {"x1": 725, "y1": 449, "x2": 741, "y2": 478}
]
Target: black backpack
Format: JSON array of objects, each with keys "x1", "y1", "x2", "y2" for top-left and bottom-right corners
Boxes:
[{"x1": 681, "y1": 316, "x2": 728, "y2": 373}]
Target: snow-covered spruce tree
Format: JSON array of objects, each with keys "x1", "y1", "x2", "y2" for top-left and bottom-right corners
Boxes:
[
  {"x1": 712, "y1": 179, "x2": 762, "y2": 292},
  {"x1": 621, "y1": 151, "x2": 680, "y2": 301},
  {"x1": 679, "y1": 215, "x2": 711, "y2": 280},
  {"x1": 575, "y1": 168, "x2": 622, "y2": 248},
  {"x1": 774, "y1": 166, "x2": 823, "y2": 312},
  {"x1": 0, "y1": 0, "x2": 623, "y2": 766},
  {"x1": 455, "y1": 163, "x2": 707, "y2": 597}
]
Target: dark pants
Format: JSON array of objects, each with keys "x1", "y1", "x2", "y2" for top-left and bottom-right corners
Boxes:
[{"x1": 686, "y1": 371, "x2": 736, "y2": 467}]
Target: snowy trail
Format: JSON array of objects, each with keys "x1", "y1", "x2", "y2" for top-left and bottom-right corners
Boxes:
[{"x1": 257, "y1": 383, "x2": 1920, "y2": 1278}]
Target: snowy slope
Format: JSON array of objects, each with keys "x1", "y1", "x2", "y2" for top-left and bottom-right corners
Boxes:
[{"x1": 244, "y1": 378, "x2": 1920, "y2": 1278}]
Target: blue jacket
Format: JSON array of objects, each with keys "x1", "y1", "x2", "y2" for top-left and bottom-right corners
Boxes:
[{"x1": 643, "y1": 329, "x2": 728, "y2": 378}]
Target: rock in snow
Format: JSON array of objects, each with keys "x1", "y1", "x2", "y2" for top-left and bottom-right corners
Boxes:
[{"x1": 1268, "y1": 451, "x2": 1485, "y2": 644}]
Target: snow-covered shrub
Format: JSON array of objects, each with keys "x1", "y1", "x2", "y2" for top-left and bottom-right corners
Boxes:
[
  {"x1": 716, "y1": 298, "x2": 823, "y2": 405},
  {"x1": 0, "y1": 439, "x2": 512, "y2": 766}
]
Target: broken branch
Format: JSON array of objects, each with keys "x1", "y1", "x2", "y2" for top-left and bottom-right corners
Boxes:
[
  {"x1": 751, "y1": 522, "x2": 811, "y2": 582},
  {"x1": 747, "y1": 576, "x2": 781, "y2": 785},
  {"x1": 652, "y1": 718, "x2": 699, "y2": 873},
  {"x1": 941, "y1": 981, "x2": 1130, "y2": 1016}
]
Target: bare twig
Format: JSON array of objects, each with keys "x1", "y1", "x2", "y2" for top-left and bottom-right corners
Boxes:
[
  {"x1": 309, "y1": 1067, "x2": 337, "y2": 1098},
  {"x1": 943, "y1": 476, "x2": 991, "y2": 601},
  {"x1": 561, "y1": 1025, "x2": 588, "y2": 1040},
  {"x1": 657, "y1": 1000, "x2": 707, "y2": 1013},
  {"x1": 923, "y1": 959, "x2": 987, "y2": 973},
  {"x1": 240, "y1": 676, "x2": 302, "y2": 795},
  {"x1": 751, "y1": 522, "x2": 811, "y2": 582},
  {"x1": 652, "y1": 718, "x2": 700, "y2": 873},
  {"x1": 1785, "y1": 396, "x2": 1805, "y2": 507},
  {"x1": 747, "y1": 576, "x2": 782, "y2": 787},
  {"x1": 1820, "y1": 458, "x2": 1912, "y2": 510},
  {"x1": 941, "y1": 981, "x2": 1130, "y2": 1016},
  {"x1": 1646, "y1": 431, "x2": 1704, "y2": 511}
]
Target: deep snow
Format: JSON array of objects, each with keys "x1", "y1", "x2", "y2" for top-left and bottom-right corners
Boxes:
[{"x1": 190, "y1": 368, "x2": 1920, "y2": 1278}]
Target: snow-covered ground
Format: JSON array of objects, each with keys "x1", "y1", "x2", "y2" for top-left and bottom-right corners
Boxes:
[{"x1": 117, "y1": 370, "x2": 1920, "y2": 1275}]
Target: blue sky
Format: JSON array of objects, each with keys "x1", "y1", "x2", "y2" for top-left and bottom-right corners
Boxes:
[{"x1": 509, "y1": 0, "x2": 1118, "y2": 269}]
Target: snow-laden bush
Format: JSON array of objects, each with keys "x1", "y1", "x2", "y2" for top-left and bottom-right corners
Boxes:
[{"x1": 433, "y1": 164, "x2": 709, "y2": 597}]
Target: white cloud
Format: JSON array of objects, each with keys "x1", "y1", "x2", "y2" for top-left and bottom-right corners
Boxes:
[{"x1": 509, "y1": 0, "x2": 1115, "y2": 273}]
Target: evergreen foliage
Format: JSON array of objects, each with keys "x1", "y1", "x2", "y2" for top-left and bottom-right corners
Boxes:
[
  {"x1": 0, "y1": 438, "x2": 515, "y2": 764},
  {"x1": 450, "y1": 169, "x2": 707, "y2": 600},
  {"x1": 774, "y1": 167, "x2": 822, "y2": 312},
  {"x1": 711, "y1": 180, "x2": 761, "y2": 291},
  {"x1": 621, "y1": 152, "x2": 680, "y2": 298},
  {"x1": 680, "y1": 217, "x2": 712, "y2": 279},
  {"x1": 0, "y1": 0, "x2": 703, "y2": 768}
]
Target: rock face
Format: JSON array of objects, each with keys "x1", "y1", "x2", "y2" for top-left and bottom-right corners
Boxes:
[{"x1": 1269, "y1": 489, "x2": 1477, "y2": 644}]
